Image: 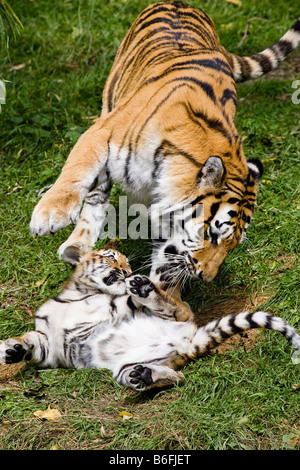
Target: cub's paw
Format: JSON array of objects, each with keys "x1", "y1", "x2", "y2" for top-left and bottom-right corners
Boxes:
[
  {"x1": 30, "y1": 189, "x2": 81, "y2": 236},
  {"x1": 128, "y1": 365, "x2": 153, "y2": 390},
  {"x1": 126, "y1": 276, "x2": 155, "y2": 298},
  {"x1": 0, "y1": 339, "x2": 30, "y2": 364}
]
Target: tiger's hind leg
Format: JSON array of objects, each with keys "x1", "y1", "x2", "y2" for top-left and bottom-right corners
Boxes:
[
  {"x1": 58, "y1": 178, "x2": 112, "y2": 264},
  {"x1": 0, "y1": 331, "x2": 49, "y2": 365},
  {"x1": 116, "y1": 363, "x2": 184, "y2": 391}
]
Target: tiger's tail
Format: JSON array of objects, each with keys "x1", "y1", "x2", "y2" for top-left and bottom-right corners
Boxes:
[
  {"x1": 223, "y1": 18, "x2": 300, "y2": 81},
  {"x1": 192, "y1": 311, "x2": 300, "y2": 357}
]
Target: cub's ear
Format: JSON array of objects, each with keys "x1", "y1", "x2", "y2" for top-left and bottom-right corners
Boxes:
[
  {"x1": 247, "y1": 158, "x2": 264, "y2": 181},
  {"x1": 102, "y1": 239, "x2": 120, "y2": 250},
  {"x1": 61, "y1": 245, "x2": 84, "y2": 266},
  {"x1": 197, "y1": 156, "x2": 225, "y2": 188}
]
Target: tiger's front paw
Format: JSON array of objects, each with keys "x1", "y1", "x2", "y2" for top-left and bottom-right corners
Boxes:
[
  {"x1": 126, "y1": 275, "x2": 155, "y2": 299},
  {"x1": 0, "y1": 339, "x2": 30, "y2": 364},
  {"x1": 30, "y1": 188, "x2": 81, "y2": 236},
  {"x1": 127, "y1": 365, "x2": 153, "y2": 390}
]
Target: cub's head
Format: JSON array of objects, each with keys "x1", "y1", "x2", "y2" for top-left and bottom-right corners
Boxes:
[
  {"x1": 65, "y1": 246, "x2": 132, "y2": 295},
  {"x1": 152, "y1": 156, "x2": 263, "y2": 286}
]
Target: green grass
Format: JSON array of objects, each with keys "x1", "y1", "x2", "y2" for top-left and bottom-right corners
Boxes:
[{"x1": 0, "y1": 0, "x2": 299, "y2": 450}]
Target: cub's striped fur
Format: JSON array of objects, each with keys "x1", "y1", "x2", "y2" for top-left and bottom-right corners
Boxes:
[
  {"x1": 30, "y1": 2, "x2": 300, "y2": 296},
  {"x1": 1, "y1": 249, "x2": 299, "y2": 391}
]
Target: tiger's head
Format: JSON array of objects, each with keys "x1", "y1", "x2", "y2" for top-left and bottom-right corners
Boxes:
[
  {"x1": 151, "y1": 156, "x2": 263, "y2": 285},
  {"x1": 65, "y1": 247, "x2": 132, "y2": 295}
]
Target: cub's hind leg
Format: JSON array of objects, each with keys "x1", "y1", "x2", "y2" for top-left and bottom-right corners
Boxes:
[
  {"x1": 116, "y1": 363, "x2": 184, "y2": 391},
  {"x1": 126, "y1": 275, "x2": 192, "y2": 321},
  {"x1": 0, "y1": 331, "x2": 49, "y2": 365}
]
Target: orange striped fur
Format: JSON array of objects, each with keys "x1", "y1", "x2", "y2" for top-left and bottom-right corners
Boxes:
[{"x1": 30, "y1": 2, "x2": 300, "y2": 290}]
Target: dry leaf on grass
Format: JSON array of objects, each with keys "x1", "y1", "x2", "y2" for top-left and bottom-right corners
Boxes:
[
  {"x1": 8, "y1": 63, "x2": 28, "y2": 72},
  {"x1": 6, "y1": 182, "x2": 24, "y2": 194},
  {"x1": 35, "y1": 275, "x2": 47, "y2": 288},
  {"x1": 33, "y1": 405, "x2": 62, "y2": 422},
  {"x1": 283, "y1": 434, "x2": 299, "y2": 447},
  {"x1": 100, "y1": 425, "x2": 114, "y2": 438},
  {"x1": 221, "y1": 23, "x2": 233, "y2": 29},
  {"x1": 117, "y1": 411, "x2": 133, "y2": 421},
  {"x1": 226, "y1": 0, "x2": 242, "y2": 6}
]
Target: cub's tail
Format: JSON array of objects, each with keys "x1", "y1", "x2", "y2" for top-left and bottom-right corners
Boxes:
[
  {"x1": 223, "y1": 18, "x2": 300, "y2": 81},
  {"x1": 192, "y1": 311, "x2": 300, "y2": 357}
]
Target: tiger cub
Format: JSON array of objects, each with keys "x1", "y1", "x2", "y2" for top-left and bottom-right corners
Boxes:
[
  {"x1": 29, "y1": 2, "x2": 300, "y2": 294},
  {"x1": 1, "y1": 249, "x2": 299, "y2": 391}
]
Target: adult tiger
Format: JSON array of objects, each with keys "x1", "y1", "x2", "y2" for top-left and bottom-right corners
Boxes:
[{"x1": 30, "y1": 1, "x2": 300, "y2": 293}]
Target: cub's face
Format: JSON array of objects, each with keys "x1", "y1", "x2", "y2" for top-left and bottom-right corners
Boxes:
[{"x1": 71, "y1": 249, "x2": 132, "y2": 294}]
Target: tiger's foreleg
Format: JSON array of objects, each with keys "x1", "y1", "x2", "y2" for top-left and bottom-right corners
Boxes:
[
  {"x1": 57, "y1": 178, "x2": 112, "y2": 263},
  {"x1": 30, "y1": 119, "x2": 111, "y2": 237},
  {"x1": 126, "y1": 275, "x2": 193, "y2": 321},
  {"x1": 0, "y1": 331, "x2": 50, "y2": 365}
]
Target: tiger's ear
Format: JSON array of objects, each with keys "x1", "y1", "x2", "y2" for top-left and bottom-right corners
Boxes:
[
  {"x1": 61, "y1": 245, "x2": 84, "y2": 266},
  {"x1": 197, "y1": 156, "x2": 225, "y2": 188},
  {"x1": 102, "y1": 239, "x2": 120, "y2": 250},
  {"x1": 247, "y1": 158, "x2": 264, "y2": 181}
]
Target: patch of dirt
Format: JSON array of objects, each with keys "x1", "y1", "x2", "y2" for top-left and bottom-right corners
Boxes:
[
  {"x1": 276, "y1": 253, "x2": 297, "y2": 266},
  {"x1": 197, "y1": 294, "x2": 271, "y2": 355},
  {"x1": 0, "y1": 362, "x2": 26, "y2": 382},
  {"x1": 271, "y1": 254, "x2": 297, "y2": 273},
  {"x1": 212, "y1": 327, "x2": 262, "y2": 355},
  {"x1": 253, "y1": 54, "x2": 300, "y2": 81}
]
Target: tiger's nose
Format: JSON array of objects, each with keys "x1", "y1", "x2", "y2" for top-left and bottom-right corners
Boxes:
[
  {"x1": 164, "y1": 244, "x2": 178, "y2": 255},
  {"x1": 122, "y1": 269, "x2": 131, "y2": 278}
]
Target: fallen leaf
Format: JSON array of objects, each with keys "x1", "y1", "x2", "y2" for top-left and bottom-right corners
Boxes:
[
  {"x1": 71, "y1": 26, "x2": 83, "y2": 39},
  {"x1": 236, "y1": 416, "x2": 249, "y2": 425},
  {"x1": 261, "y1": 179, "x2": 272, "y2": 185},
  {"x1": 34, "y1": 405, "x2": 62, "y2": 422},
  {"x1": 8, "y1": 63, "x2": 26, "y2": 71},
  {"x1": 100, "y1": 425, "x2": 114, "y2": 438},
  {"x1": 50, "y1": 444, "x2": 62, "y2": 450},
  {"x1": 221, "y1": 23, "x2": 233, "y2": 29},
  {"x1": 8, "y1": 60, "x2": 31, "y2": 72},
  {"x1": 35, "y1": 275, "x2": 47, "y2": 288},
  {"x1": 6, "y1": 182, "x2": 24, "y2": 195},
  {"x1": 226, "y1": 0, "x2": 242, "y2": 6},
  {"x1": 117, "y1": 411, "x2": 133, "y2": 421},
  {"x1": 282, "y1": 433, "x2": 299, "y2": 447}
]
